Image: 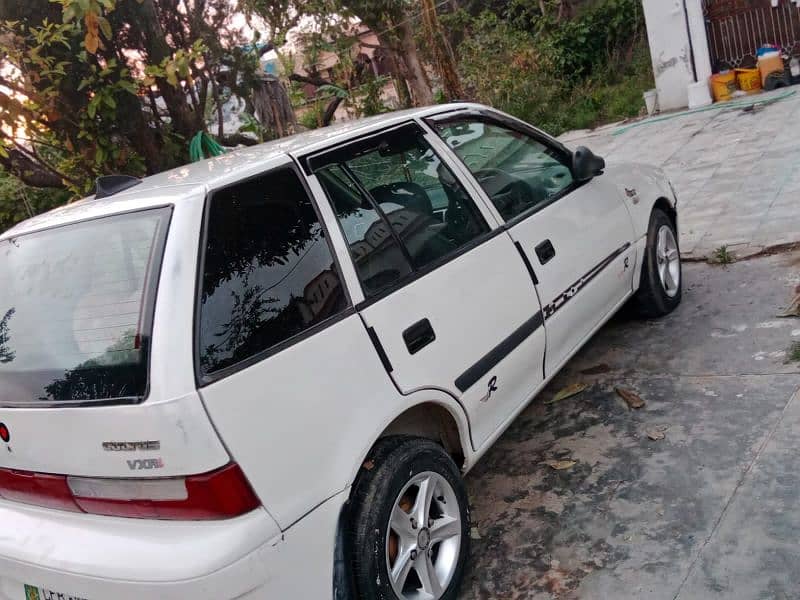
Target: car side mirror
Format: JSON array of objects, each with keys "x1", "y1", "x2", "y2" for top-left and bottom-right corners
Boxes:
[{"x1": 572, "y1": 146, "x2": 605, "y2": 182}]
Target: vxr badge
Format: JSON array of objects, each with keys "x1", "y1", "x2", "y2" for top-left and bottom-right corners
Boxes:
[{"x1": 479, "y1": 376, "x2": 499, "y2": 403}]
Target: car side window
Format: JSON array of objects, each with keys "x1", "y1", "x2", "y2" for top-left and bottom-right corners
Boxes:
[
  {"x1": 315, "y1": 125, "x2": 489, "y2": 298},
  {"x1": 434, "y1": 120, "x2": 574, "y2": 221},
  {"x1": 198, "y1": 167, "x2": 349, "y2": 376}
]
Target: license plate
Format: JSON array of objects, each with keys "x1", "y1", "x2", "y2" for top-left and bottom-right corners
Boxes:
[{"x1": 23, "y1": 584, "x2": 87, "y2": 600}]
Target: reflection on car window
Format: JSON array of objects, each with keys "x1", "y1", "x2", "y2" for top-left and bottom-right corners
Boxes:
[
  {"x1": 316, "y1": 126, "x2": 489, "y2": 298},
  {"x1": 436, "y1": 120, "x2": 574, "y2": 221},
  {"x1": 0, "y1": 208, "x2": 170, "y2": 404},
  {"x1": 198, "y1": 168, "x2": 348, "y2": 375}
]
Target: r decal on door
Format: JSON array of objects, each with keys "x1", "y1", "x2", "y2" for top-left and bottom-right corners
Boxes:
[{"x1": 479, "y1": 376, "x2": 499, "y2": 403}]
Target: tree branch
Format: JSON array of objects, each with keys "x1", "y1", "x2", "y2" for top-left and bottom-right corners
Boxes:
[
  {"x1": 322, "y1": 96, "x2": 343, "y2": 126},
  {"x1": 289, "y1": 72, "x2": 331, "y2": 88},
  {"x1": 0, "y1": 148, "x2": 65, "y2": 189}
]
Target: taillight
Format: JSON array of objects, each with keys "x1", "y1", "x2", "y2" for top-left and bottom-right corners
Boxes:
[{"x1": 0, "y1": 463, "x2": 260, "y2": 520}]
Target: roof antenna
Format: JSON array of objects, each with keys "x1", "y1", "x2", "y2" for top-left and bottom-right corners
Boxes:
[{"x1": 95, "y1": 175, "x2": 141, "y2": 199}]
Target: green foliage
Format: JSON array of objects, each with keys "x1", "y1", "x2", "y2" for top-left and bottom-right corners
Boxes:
[
  {"x1": 0, "y1": 169, "x2": 70, "y2": 232},
  {"x1": 353, "y1": 75, "x2": 391, "y2": 117},
  {"x1": 457, "y1": 1, "x2": 653, "y2": 136},
  {"x1": 711, "y1": 245, "x2": 735, "y2": 265},
  {"x1": 143, "y1": 40, "x2": 207, "y2": 88},
  {"x1": 298, "y1": 102, "x2": 325, "y2": 129}
]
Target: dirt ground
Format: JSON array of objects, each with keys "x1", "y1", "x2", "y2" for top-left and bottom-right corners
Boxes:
[{"x1": 461, "y1": 249, "x2": 800, "y2": 599}]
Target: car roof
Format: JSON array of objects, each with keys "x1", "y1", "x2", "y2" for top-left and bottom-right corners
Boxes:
[{"x1": 1, "y1": 103, "x2": 480, "y2": 240}]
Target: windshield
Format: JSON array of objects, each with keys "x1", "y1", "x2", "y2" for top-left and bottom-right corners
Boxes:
[{"x1": 0, "y1": 207, "x2": 171, "y2": 406}]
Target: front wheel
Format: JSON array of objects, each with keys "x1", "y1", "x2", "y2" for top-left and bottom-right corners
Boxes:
[
  {"x1": 349, "y1": 436, "x2": 470, "y2": 600},
  {"x1": 632, "y1": 208, "x2": 682, "y2": 317}
]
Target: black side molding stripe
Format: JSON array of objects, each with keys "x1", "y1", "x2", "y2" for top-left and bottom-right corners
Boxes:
[
  {"x1": 514, "y1": 240, "x2": 539, "y2": 285},
  {"x1": 543, "y1": 242, "x2": 631, "y2": 320},
  {"x1": 366, "y1": 326, "x2": 393, "y2": 373},
  {"x1": 455, "y1": 311, "x2": 544, "y2": 393}
]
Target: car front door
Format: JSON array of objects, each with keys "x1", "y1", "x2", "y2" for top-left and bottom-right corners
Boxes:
[
  {"x1": 428, "y1": 111, "x2": 637, "y2": 376},
  {"x1": 306, "y1": 122, "x2": 545, "y2": 448}
]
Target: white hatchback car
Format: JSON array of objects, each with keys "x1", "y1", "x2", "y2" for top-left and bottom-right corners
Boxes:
[{"x1": 0, "y1": 103, "x2": 680, "y2": 600}]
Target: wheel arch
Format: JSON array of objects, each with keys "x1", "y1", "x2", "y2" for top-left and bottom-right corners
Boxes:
[
  {"x1": 653, "y1": 196, "x2": 678, "y2": 233},
  {"x1": 332, "y1": 395, "x2": 472, "y2": 598}
]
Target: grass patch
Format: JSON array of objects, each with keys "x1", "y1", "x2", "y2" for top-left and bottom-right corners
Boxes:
[
  {"x1": 786, "y1": 341, "x2": 800, "y2": 363},
  {"x1": 710, "y1": 245, "x2": 735, "y2": 265}
]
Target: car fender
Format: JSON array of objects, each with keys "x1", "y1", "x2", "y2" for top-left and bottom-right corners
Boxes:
[
  {"x1": 604, "y1": 162, "x2": 677, "y2": 239},
  {"x1": 603, "y1": 162, "x2": 677, "y2": 287},
  {"x1": 344, "y1": 388, "x2": 474, "y2": 490}
]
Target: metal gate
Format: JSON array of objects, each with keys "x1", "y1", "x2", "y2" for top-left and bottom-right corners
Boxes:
[{"x1": 704, "y1": 0, "x2": 800, "y2": 69}]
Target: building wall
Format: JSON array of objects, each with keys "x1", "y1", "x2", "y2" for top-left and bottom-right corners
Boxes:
[{"x1": 641, "y1": 0, "x2": 697, "y2": 111}]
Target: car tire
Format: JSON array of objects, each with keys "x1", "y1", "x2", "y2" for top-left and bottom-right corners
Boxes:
[
  {"x1": 349, "y1": 436, "x2": 470, "y2": 600},
  {"x1": 632, "y1": 208, "x2": 682, "y2": 318}
]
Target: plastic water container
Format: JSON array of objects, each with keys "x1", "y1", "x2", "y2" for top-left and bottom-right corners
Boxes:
[
  {"x1": 758, "y1": 51, "x2": 784, "y2": 86},
  {"x1": 711, "y1": 71, "x2": 737, "y2": 102}
]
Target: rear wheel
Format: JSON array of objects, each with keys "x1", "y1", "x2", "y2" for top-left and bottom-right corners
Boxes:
[
  {"x1": 350, "y1": 436, "x2": 470, "y2": 600},
  {"x1": 632, "y1": 208, "x2": 682, "y2": 317}
]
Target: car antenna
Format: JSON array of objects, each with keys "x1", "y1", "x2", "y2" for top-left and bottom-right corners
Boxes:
[{"x1": 94, "y1": 175, "x2": 142, "y2": 199}]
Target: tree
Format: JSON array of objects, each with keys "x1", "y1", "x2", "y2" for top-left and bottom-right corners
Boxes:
[
  {"x1": 244, "y1": 0, "x2": 433, "y2": 108},
  {"x1": 0, "y1": 0, "x2": 292, "y2": 196},
  {"x1": 343, "y1": 0, "x2": 433, "y2": 106},
  {"x1": 0, "y1": 170, "x2": 69, "y2": 232},
  {"x1": 420, "y1": 0, "x2": 464, "y2": 100}
]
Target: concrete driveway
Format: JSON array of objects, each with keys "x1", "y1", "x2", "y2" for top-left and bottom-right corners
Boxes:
[
  {"x1": 559, "y1": 89, "x2": 800, "y2": 260},
  {"x1": 461, "y1": 249, "x2": 800, "y2": 599}
]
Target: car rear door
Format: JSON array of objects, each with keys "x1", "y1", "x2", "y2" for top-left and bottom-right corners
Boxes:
[
  {"x1": 428, "y1": 111, "x2": 637, "y2": 376},
  {"x1": 306, "y1": 122, "x2": 545, "y2": 449}
]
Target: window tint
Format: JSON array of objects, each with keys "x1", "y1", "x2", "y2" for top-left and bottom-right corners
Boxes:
[
  {"x1": 198, "y1": 168, "x2": 348, "y2": 376},
  {"x1": 0, "y1": 208, "x2": 170, "y2": 404},
  {"x1": 316, "y1": 165, "x2": 414, "y2": 297},
  {"x1": 435, "y1": 120, "x2": 574, "y2": 221},
  {"x1": 315, "y1": 125, "x2": 489, "y2": 297}
]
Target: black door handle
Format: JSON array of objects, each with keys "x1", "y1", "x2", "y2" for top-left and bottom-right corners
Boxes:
[
  {"x1": 403, "y1": 318, "x2": 436, "y2": 355},
  {"x1": 535, "y1": 239, "x2": 556, "y2": 265}
]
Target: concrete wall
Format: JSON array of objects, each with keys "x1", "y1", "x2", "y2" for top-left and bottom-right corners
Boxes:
[{"x1": 641, "y1": 0, "x2": 696, "y2": 111}]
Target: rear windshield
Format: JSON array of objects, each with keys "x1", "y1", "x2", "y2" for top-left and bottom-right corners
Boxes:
[{"x1": 0, "y1": 207, "x2": 171, "y2": 406}]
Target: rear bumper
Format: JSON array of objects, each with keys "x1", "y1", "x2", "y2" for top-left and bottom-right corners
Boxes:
[{"x1": 0, "y1": 491, "x2": 346, "y2": 600}]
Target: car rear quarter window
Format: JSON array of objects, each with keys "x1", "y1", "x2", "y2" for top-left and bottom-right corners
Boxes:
[
  {"x1": 198, "y1": 167, "x2": 349, "y2": 377},
  {"x1": 0, "y1": 207, "x2": 171, "y2": 405}
]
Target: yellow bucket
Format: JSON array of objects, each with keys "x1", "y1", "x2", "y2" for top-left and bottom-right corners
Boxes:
[
  {"x1": 711, "y1": 72, "x2": 737, "y2": 102},
  {"x1": 736, "y1": 68, "x2": 762, "y2": 92}
]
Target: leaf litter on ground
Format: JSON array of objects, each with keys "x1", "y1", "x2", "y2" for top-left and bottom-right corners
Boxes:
[
  {"x1": 616, "y1": 386, "x2": 645, "y2": 409},
  {"x1": 646, "y1": 425, "x2": 669, "y2": 441},
  {"x1": 546, "y1": 382, "x2": 588, "y2": 405},
  {"x1": 542, "y1": 459, "x2": 577, "y2": 470}
]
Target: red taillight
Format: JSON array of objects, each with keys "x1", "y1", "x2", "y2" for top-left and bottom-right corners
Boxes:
[
  {"x1": 0, "y1": 469, "x2": 81, "y2": 512},
  {"x1": 0, "y1": 463, "x2": 260, "y2": 520}
]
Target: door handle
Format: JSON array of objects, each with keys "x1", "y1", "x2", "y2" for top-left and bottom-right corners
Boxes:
[
  {"x1": 403, "y1": 318, "x2": 436, "y2": 355},
  {"x1": 535, "y1": 239, "x2": 556, "y2": 265}
]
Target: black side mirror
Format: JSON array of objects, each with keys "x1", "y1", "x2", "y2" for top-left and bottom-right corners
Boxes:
[{"x1": 572, "y1": 146, "x2": 605, "y2": 182}]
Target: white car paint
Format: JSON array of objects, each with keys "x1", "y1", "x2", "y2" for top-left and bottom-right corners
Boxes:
[
  {"x1": 0, "y1": 103, "x2": 676, "y2": 599},
  {"x1": 505, "y1": 175, "x2": 638, "y2": 375}
]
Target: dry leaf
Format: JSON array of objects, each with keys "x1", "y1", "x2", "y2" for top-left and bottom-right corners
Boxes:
[
  {"x1": 646, "y1": 425, "x2": 669, "y2": 441},
  {"x1": 546, "y1": 382, "x2": 588, "y2": 405},
  {"x1": 543, "y1": 459, "x2": 577, "y2": 470},
  {"x1": 470, "y1": 526, "x2": 482, "y2": 540},
  {"x1": 580, "y1": 363, "x2": 611, "y2": 375},
  {"x1": 616, "y1": 387, "x2": 645, "y2": 409}
]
